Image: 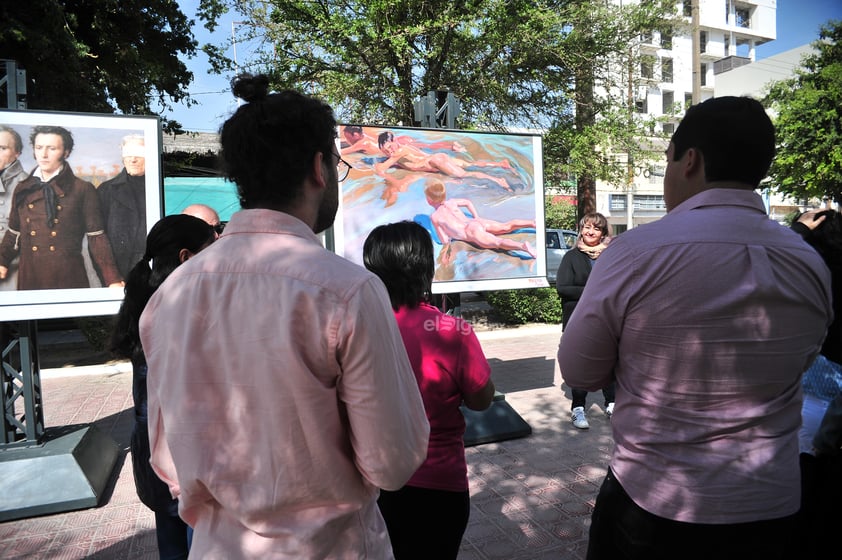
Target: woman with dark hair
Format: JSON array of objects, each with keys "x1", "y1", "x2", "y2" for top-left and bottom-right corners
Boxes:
[
  {"x1": 556, "y1": 212, "x2": 616, "y2": 429},
  {"x1": 111, "y1": 214, "x2": 215, "y2": 560},
  {"x1": 363, "y1": 221, "x2": 495, "y2": 560}
]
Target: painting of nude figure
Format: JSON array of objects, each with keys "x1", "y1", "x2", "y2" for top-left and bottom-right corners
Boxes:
[{"x1": 334, "y1": 124, "x2": 549, "y2": 294}]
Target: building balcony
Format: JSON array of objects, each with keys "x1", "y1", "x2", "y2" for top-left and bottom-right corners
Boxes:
[{"x1": 713, "y1": 56, "x2": 752, "y2": 75}]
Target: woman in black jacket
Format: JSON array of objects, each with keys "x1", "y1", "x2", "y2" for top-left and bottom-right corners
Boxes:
[
  {"x1": 556, "y1": 212, "x2": 615, "y2": 429},
  {"x1": 111, "y1": 214, "x2": 215, "y2": 560}
]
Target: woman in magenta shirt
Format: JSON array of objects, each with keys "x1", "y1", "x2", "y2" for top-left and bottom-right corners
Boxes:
[{"x1": 364, "y1": 220, "x2": 495, "y2": 559}]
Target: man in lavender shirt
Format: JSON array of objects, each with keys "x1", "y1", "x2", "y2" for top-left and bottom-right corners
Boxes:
[
  {"x1": 139, "y1": 75, "x2": 429, "y2": 559},
  {"x1": 557, "y1": 96, "x2": 832, "y2": 559}
]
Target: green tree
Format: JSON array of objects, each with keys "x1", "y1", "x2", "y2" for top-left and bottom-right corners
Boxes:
[
  {"x1": 764, "y1": 20, "x2": 842, "y2": 203},
  {"x1": 544, "y1": 196, "x2": 578, "y2": 229},
  {"x1": 198, "y1": 1, "x2": 673, "y2": 164},
  {"x1": 0, "y1": 1, "x2": 198, "y2": 132}
]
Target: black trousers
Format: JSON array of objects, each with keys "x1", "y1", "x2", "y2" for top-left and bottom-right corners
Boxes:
[
  {"x1": 798, "y1": 452, "x2": 842, "y2": 558},
  {"x1": 587, "y1": 468, "x2": 798, "y2": 560},
  {"x1": 571, "y1": 382, "x2": 616, "y2": 410},
  {"x1": 377, "y1": 485, "x2": 470, "y2": 560}
]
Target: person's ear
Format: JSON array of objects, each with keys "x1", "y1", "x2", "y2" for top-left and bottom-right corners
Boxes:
[
  {"x1": 311, "y1": 151, "x2": 327, "y2": 190},
  {"x1": 178, "y1": 248, "x2": 192, "y2": 263},
  {"x1": 684, "y1": 147, "x2": 703, "y2": 177}
]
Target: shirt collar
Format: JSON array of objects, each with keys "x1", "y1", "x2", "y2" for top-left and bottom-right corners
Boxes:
[
  {"x1": 670, "y1": 187, "x2": 767, "y2": 216},
  {"x1": 223, "y1": 208, "x2": 323, "y2": 245}
]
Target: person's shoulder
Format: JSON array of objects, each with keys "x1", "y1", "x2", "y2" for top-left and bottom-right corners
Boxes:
[{"x1": 97, "y1": 171, "x2": 125, "y2": 191}]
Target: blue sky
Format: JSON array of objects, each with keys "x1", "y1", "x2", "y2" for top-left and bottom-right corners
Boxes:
[{"x1": 167, "y1": 0, "x2": 842, "y2": 133}]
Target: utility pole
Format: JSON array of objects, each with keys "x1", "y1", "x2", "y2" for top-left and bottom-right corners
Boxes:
[{"x1": 691, "y1": 0, "x2": 701, "y2": 104}]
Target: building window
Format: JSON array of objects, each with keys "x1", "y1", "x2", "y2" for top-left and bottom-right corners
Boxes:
[
  {"x1": 700, "y1": 31, "x2": 707, "y2": 53},
  {"x1": 700, "y1": 63, "x2": 708, "y2": 86},
  {"x1": 634, "y1": 194, "x2": 666, "y2": 211},
  {"x1": 650, "y1": 165, "x2": 666, "y2": 183},
  {"x1": 660, "y1": 28, "x2": 673, "y2": 49},
  {"x1": 641, "y1": 59, "x2": 654, "y2": 79},
  {"x1": 662, "y1": 58, "x2": 673, "y2": 82},
  {"x1": 662, "y1": 90, "x2": 674, "y2": 114},
  {"x1": 610, "y1": 194, "x2": 628, "y2": 212},
  {"x1": 685, "y1": 92, "x2": 693, "y2": 108},
  {"x1": 635, "y1": 97, "x2": 649, "y2": 114},
  {"x1": 724, "y1": 34, "x2": 731, "y2": 54},
  {"x1": 662, "y1": 123, "x2": 674, "y2": 135},
  {"x1": 682, "y1": 0, "x2": 691, "y2": 17},
  {"x1": 735, "y1": 6, "x2": 751, "y2": 28},
  {"x1": 641, "y1": 30, "x2": 653, "y2": 44}
]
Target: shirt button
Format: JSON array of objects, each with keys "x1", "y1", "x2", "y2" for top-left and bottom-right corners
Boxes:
[
  {"x1": 56, "y1": 205, "x2": 62, "y2": 211},
  {"x1": 50, "y1": 231, "x2": 57, "y2": 237},
  {"x1": 49, "y1": 246, "x2": 55, "y2": 251},
  {"x1": 25, "y1": 218, "x2": 30, "y2": 224},
  {"x1": 31, "y1": 246, "x2": 38, "y2": 251},
  {"x1": 28, "y1": 203, "x2": 34, "y2": 209},
  {"x1": 30, "y1": 230, "x2": 36, "y2": 236},
  {"x1": 53, "y1": 218, "x2": 59, "y2": 224}
]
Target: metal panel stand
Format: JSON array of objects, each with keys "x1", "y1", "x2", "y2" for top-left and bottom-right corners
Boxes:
[
  {"x1": 0, "y1": 320, "x2": 120, "y2": 522},
  {"x1": 462, "y1": 391, "x2": 532, "y2": 447},
  {"x1": 438, "y1": 296, "x2": 532, "y2": 446}
]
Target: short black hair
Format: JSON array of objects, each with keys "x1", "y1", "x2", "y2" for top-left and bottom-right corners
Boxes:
[
  {"x1": 30, "y1": 125, "x2": 74, "y2": 156},
  {"x1": 111, "y1": 214, "x2": 215, "y2": 362},
  {"x1": 219, "y1": 74, "x2": 337, "y2": 210},
  {"x1": 363, "y1": 221, "x2": 434, "y2": 310},
  {"x1": 377, "y1": 131, "x2": 395, "y2": 149},
  {"x1": 671, "y1": 96, "x2": 774, "y2": 187}
]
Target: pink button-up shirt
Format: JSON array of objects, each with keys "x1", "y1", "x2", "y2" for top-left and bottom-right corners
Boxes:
[
  {"x1": 140, "y1": 209, "x2": 429, "y2": 558},
  {"x1": 558, "y1": 188, "x2": 832, "y2": 524}
]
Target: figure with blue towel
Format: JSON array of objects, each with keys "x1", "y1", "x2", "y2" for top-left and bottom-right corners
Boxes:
[{"x1": 424, "y1": 180, "x2": 535, "y2": 260}]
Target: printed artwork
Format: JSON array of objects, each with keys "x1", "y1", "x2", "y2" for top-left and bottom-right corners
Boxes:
[
  {"x1": 335, "y1": 125, "x2": 547, "y2": 293},
  {"x1": 0, "y1": 109, "x2": 160, "y2": 321}
]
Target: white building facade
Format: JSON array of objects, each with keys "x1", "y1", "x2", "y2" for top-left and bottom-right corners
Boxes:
[{"x1": 597, "y1": 0, "x2": 777, "y2": 234}]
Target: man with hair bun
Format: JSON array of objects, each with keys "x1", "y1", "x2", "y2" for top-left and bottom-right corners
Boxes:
[{"x1": 140, "y1": 74, "x2": 429, "y2": 559}]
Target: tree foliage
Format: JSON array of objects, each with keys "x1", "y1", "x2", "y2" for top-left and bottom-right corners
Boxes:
[
  {"x1": 764, "y1": 20, "x2": 842, "y2": 203},
  {"x1": 544, "y1": 196, "x2": 578, "y2": 230},
  {"x1": 197, "y1": 0, "x2": 675, "y2": 210},
  {"x1": 0, "y1": 1, "x2": 198, "y2": 132}
]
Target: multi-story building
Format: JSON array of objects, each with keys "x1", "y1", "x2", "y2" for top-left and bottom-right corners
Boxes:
[{"x1": 597, "y1": 0, "x2": 777, "y2": 234}]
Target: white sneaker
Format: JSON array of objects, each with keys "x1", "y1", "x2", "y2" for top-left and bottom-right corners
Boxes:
[
  {"x1": 606, "y1": 403, "x2": 615, "y2": 418},
  {"x1": 572, "y1": 406, "x2": 589, "y2": 429}
]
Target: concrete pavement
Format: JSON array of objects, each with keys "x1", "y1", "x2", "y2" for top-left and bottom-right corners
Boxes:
[{"x1": 0, "y1": 323, "x2": 613, "y2": 560}]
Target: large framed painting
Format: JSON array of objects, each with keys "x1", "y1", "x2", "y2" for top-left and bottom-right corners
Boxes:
[
  {"x1": 334, "y1": 124, "x2": 548, "y2": 293},
  {"x1": 0, "y1": 109, "x2": 161, "y2": 321}
]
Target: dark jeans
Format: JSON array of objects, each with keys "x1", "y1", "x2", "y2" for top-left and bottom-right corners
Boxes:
[
  {"x1": 377, "y1": 485, "x2": 470, "y2": 560},
  {"x1": 154, "y1": 510, "x2": 191, "y2": 560},
  {"x1": 587, "y1": 468, "x2": 798, "y2": 560},
  {"x1": 571, "y1": 382, "x2": 615, "y2": 410},
  {"x1": 799, "y1": 452, "x2": 842, "y2": 558}
]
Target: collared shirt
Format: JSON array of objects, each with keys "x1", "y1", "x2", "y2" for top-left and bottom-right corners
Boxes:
[
  {"x1": 394, "y1": 303, "x2": 491, "y2": 492},
  {"x1": 140, "y1": 209, "x2": 429, "y2": 559},
  {"x1": 557, "y1": 188, "x2": 832, "y2": 524}
]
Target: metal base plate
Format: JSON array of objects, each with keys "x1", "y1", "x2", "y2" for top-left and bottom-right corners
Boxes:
[{"x1": 0, "y1": 424, "x2": 120, "y2": 522}]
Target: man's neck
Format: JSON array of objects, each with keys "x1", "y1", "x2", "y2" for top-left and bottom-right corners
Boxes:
[{"x1": 37, "y1": 165, "x2": 63, "y2": 182}]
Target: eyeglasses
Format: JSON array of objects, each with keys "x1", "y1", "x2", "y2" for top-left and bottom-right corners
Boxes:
[
  {"x1": 213, "y1": 223, "x2": 225, "y2": 235},
  {"x1": 336, "y1": 154, "x2": 352, "y2": 182}
]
